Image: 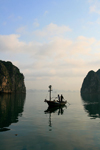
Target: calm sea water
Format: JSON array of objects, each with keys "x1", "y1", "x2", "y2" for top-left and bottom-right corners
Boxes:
[{"x1": 0, "y1": 90, "x2": 100, "y2": 150}]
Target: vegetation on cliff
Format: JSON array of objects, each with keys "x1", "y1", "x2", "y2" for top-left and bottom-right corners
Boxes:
[{"x1": 0, "y1": 60, "x2": 26, "y2": 93}]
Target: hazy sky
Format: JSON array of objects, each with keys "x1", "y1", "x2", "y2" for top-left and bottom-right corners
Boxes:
[{"x1": 0, "y1": 0, "x2": 100, "y2": 90}]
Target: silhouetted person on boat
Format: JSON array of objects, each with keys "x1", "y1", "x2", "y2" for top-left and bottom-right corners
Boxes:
[
  {"x1": 61, "y1": 94, "x2": 64, "y2": 102},
  {"x1": 58, "y1": 94, "x2": 60, "y2": 102}
]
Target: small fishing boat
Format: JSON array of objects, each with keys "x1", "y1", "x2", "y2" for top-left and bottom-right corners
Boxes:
[{"x1": 44, "y1": 85, "x2": 67, "y2": 107}]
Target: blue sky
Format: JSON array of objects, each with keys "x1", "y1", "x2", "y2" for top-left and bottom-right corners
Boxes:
[{"x1": 0, "y1": 0, "x2": 100, "y2": 90}]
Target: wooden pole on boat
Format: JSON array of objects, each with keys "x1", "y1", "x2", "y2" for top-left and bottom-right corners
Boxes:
[{"x1": 48, "y1": 85, "x2": 52, "y2": 101}]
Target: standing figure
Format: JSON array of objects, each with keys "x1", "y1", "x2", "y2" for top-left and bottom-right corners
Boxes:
[
  {"x1": 58, "y1": 94, "x2": 60, "y2": 102},
  {"x1": 61, "y1": 94, "x2": 64, "y2": 102}
]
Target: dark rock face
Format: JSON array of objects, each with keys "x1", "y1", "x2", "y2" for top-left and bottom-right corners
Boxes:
[
  {"x1": 0, "y1": 60, "x2": 26, "y2": 93},
  {"x1": 81, "y1": 69, "x2": 100, "y2": 94}
]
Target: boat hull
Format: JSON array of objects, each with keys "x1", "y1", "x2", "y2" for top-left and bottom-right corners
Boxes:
[{"x1": 44, "y1": 99, "x2": 67, "y2": 107}]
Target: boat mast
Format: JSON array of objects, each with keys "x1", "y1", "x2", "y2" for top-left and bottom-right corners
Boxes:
[{"x1": 48, "y1": 85, "x2": 52, "y2": 101}]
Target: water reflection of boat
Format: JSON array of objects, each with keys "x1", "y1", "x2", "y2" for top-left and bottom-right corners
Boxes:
[
  {"x1": 45, "y1": 105, "x2": 67, "y2": 115},
  {"x1": 44, "y1": 85, "x2": 67, "y2": 107},
  {"x1": 44, "y1": 105, "x2": 67, "y2": 130},
  {"x1": 81, "y1": 93, "x2": 100, "y2": 119},
  {"x1": 0, "y1": 93, "x2": 26, "y2": 132}
]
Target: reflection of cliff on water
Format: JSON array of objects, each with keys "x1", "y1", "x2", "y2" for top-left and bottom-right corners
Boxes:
[
  {"x1": 81, "y1": 93, "x2": 100, "y2": 119},
  {"x1": 0, "y1": 93, "x2": 26, "y2": 131},
  {"x1": 44, "y1": 106, "x2": 67, "y2": 130}
]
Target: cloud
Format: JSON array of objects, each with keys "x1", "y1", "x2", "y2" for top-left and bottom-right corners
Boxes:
[
  {"x1": 33, "y1": 23, "x2": 72, "y2": 38},
  {"x1": 8, "y1": 14, "x2": 22, "y2": 21},
  {"x1": 33, "y1": 19, "x2": 39, "y2": 27},
  {"x1": 8, "y1": 14, "x2": 14, "y2": 19},
  {"x1": 0, "y1": 34, "x2": 98, "y2": 68},
  {"x1": 89, "y1": 5, "x2": 96, "y2": 13},
  {"x1": 16, "y1": 26, "x2": 27, "y2": 33},
  {"x1": 87, "y1": 21, "x2": 94, "y2": 25},
  {"x1": 70, "y1": 36, "x2": 96, "y2": 55},
  {"x1": 0, "y1": 32, "x2": 100, "y2": 90},
  {"x1": 17, "y1": 16, "x2": 22, "y2": 20},
  {"x1": 87, "y1": 18, "x2": 100, "y2": 25},
  {"x1": 0, "y1": 34, "x2": 26, "y2": 52},
  {"x1": 96, "y1": 18, "x2": 100, "y2": 24},
  {"x1": 89, "y1": 0, "x2": 100, "y2": 14},
  {"x1": 44, "y1": 10, "x2": 48, "y2": 15}
]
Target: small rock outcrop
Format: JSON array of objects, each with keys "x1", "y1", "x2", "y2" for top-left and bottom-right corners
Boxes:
[
  {"x1": 0, "y1": 60, "x2": 26, "y2": 93},
  {"x1": 81, "y1": 69, "x2": 100, "y2": 94}
]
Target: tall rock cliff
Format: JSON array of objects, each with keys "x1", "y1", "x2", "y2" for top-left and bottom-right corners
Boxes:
[
  {"x1": 0, "y1": 60, "x2": 26, "y2": 93},
  {"x1": 81, "y1": 69, "x2": 100, "y2": 94}
]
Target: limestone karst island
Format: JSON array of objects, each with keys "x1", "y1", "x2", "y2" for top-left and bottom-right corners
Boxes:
[
  {"x1": 0, "y1": 60, "x2": 26, "y2": 93},
  {"x1": 81, "y1": 69, "x2": 100, "y2": 94}
]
